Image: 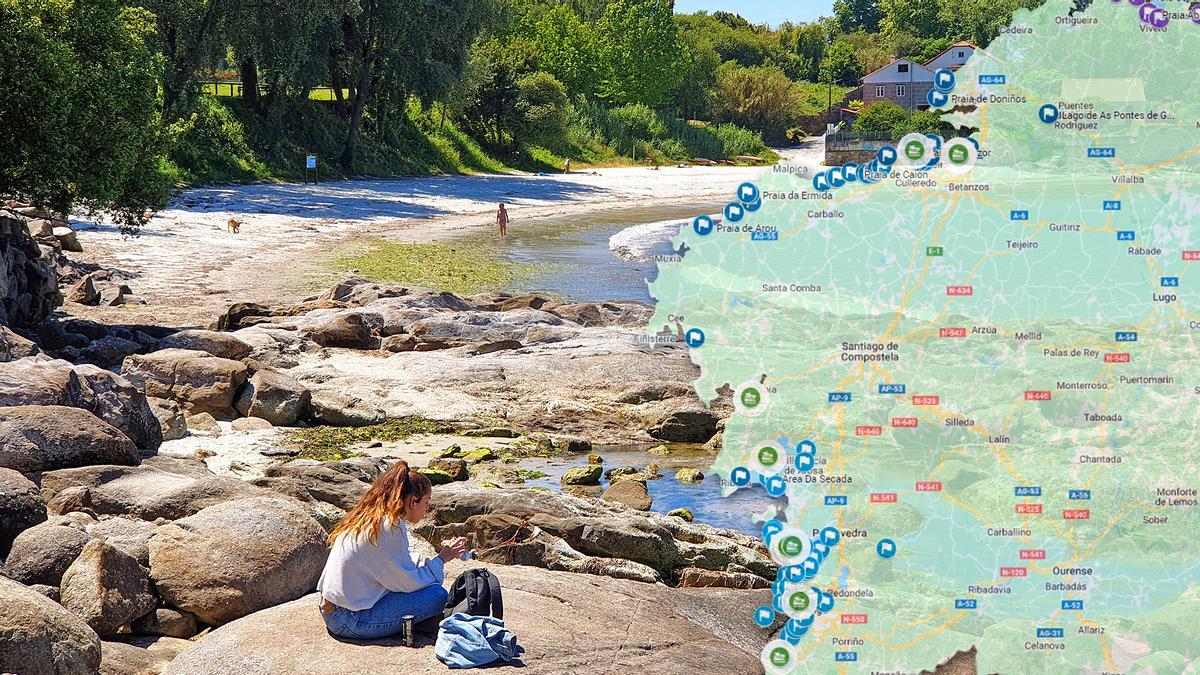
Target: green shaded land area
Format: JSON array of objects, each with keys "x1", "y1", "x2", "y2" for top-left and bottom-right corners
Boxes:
[{"x1": 651, "y1": 1, "x2": 1200, "y2": 672}]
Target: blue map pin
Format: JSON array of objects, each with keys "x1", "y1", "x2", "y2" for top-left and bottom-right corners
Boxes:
[
  {"x1": 1040, "y1": 104, "x2": 1059, "y2": 124},
  {"x1": 877, "y1": 538, "x2": 897, "y2": 559},
  {"x1": 693, "y1": 215, "x2": 713, "y2": 236},
  {"x1": 724, "y1": 202, "x2": 745, "y2": 223},
  {"x1": 762, "y1": 519, "x2": 784, "y2": 543},
  {"x1": 934, "y1": 68, "x2": 956, "y2": 93},
  {"x1": 765, "y1": 475, "x2": 786, "y2": 497},
  {"x1": 738, "y1": 182, "x2": 760, "y2": 204},
  {"x1": 817, "y1": 591, "x2": 835, "y2": 613},
  {"x1": 730, "y1": 466, "x2": 751, "y2": 486},
  {"x1": 795, "y1": 453, "x2": 814, "y2": 472},
  {"x1": 928, "y1": 89, "x2": 949, "y2": 108},
  {"x1": 754, "y1": 605, "x2": 775, "y2": 627},
  {"x1": 684, "y1": 328, "x2": 704, "y2": 348}
]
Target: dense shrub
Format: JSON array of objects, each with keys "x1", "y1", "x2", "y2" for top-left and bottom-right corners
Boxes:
[
  {"x1": 516, "y1": 71, "x2": 572, "y2": 146},
  {"x1": 852, "y1": 100, "x2": 951, "y2": 138},
  {"x1": 852, "y1": 100, "x2": 910, "y2": 137},
  {"x1": 713, "y1": 123, "x2": 768, "y2": 158},
  {"x1": 167, "y1": 97, "x2": 268, "y2": 183}
]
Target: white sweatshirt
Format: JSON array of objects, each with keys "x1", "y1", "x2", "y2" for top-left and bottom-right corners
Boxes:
[{"x1": 317, "y1": 517, "x2": 446, "y2": 611}]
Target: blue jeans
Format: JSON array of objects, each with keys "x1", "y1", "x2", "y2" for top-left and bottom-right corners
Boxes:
[{"x1": 322, "y1": 584, "x2": 449, "y2": 640}]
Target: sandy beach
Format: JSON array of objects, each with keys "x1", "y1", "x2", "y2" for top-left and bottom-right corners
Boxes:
[{"x1": 68, "y1": 165, "x2": 773, "y2": 327}]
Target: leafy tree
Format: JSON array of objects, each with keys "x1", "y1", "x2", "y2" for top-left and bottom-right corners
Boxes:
[
  {"x1": 137, "y1": 0, "x2": 231, "y2": 119},
  {"x1": 780, "y1": 21, "x2": 828, "y2": 82},
  {"x1": 328, "y1": 0, "x2": 495, "y2": 169},
  {"x1": 452, "y1": 37, "x2": 528, "y2": 146},
  {"x1": 530, "y1": 5, "x2": 596, "y2": 98},
  {"x1": 711, "y1": 11, "x2": 753, "y2": 31},
  {"x1": 852, "y1": 100, "x2": 909, "y2": 136},
  {"x1": 940, "y1": 0, "x2": 1045, "y2": 46},
  {"x1": 0, "y1": 0, "x2": 172, "y2": 231},
  {"x1": 915, "y1": 36, "x2": 954, "y2": 62},
  {"x1": 566, "y1": 0, "x2": 608, "y2": 22},
  {"x1": 714, "y1": 31, "x2": 772, "y2": 67},
  {"x1": 833, "y1": 0, "x2": 883, "y2": 33},
  {"x1": 593, "y1": 0, "x2": 683, "y2": 106},
  {"x1": 835, "y1": 30, "x2": 892, "y2": 77},
  {"x1": 220, "y1": 0, "x2": 347, "y2": 116},
  {"x1": 710, "y1": 63, "x2": 817, "y2": 143},
  {"x1": 672, "y1": 33, "x2": 722, "y2": 120},
  {"x1": 516, "y1": 71, "x2": 571, "y2": 146},
  {"x1": 880, "y1": 0, "x2": 946, "y2": 39},
  {"x1": 820, "y1": 41, "x2": 862, "y2": 87}
]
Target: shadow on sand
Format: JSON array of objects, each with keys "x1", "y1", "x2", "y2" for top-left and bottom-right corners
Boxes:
[{"x1": 165, "y1": 175, "x2": 613, "y2": 222}]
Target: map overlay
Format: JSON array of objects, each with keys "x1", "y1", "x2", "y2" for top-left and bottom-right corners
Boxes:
[{"x1": 650, "y1": 1, "x2": 1200, "y2": 672}]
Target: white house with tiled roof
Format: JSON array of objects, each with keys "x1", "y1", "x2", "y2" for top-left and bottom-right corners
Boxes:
[
  {"x1": 924, "y1": 41, "x2": 977, "y2": 72},
  {"x1": 860, "y1": 41, "x2": 977, "y2": 111}
]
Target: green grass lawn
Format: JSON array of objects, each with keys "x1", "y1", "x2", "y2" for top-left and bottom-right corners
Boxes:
[{"x1": 200, "y1": 82, "x2": 347, "y2": 102}]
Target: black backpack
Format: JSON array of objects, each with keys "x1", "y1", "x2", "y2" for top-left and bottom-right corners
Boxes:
[{"x1": 445, "y1": 568, "x2": 504, "y2": 619}]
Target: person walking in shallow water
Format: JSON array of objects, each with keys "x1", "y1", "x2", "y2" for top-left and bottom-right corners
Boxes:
[{"x1": 496, "y1": 203, "x2": 509, "y2": 237}]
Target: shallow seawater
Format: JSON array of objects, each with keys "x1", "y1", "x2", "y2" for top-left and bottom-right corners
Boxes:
[
  {"x1": 517, "y1": 446, "x2": 782, "y2": 538},
  {"x1": 463, "y1": 202, "x2": 722, "y2": 304},
  {"x1": 451, "y1": 204, "x2": 782, "y2": 534}
]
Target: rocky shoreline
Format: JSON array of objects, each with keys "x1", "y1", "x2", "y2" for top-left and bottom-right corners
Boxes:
[
  {"x1": 0, "y1": 197, "x2": 982, "y2": 674},
  {"x1": 0, "y1": 198, "x2": 778, "y2": 673}
]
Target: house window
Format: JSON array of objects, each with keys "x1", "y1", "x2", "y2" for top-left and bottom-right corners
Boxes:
[
  {"x1": 898, "y1": 63, "x2": 909, "y2": 73},
  {"x1": 897, "y1": 84, "x2": 907, "y2": 97},
  {"x1": 875, "y1": 85, "x2": 885, "y2": 98},
  {"x1": 958, "y1": 51, "x2": 965, "y2": 57}
]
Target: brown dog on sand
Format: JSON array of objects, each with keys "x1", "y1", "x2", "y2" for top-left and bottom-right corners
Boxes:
[{"x1": 227, "y1": 218, "x2": 241, "y2": 234}]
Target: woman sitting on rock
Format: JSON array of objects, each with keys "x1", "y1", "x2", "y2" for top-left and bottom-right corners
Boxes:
[{"x1": 317, "y1": 460, "x2": 470, "y2": 639}]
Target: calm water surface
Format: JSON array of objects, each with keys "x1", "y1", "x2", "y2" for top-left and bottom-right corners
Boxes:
[
  {"x1": 462, "y1": 204, "x2": 782, "y2": 537},
  {"x1": 466, "y1": 202, "x2": 722, "y2": 304},
  {"x1": 521, "y1": 447, "x2": 785, "y2": 538}
]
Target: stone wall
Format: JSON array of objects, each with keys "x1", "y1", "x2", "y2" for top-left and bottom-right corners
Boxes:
[
  {"x1": 825, "y1": 147, "x2": 880, "y2": 166},
  {"x1": 0, "y1": 208, "x2": 61, "y2": 328}
]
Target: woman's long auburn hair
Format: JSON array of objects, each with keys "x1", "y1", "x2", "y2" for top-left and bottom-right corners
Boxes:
[{"x1": 327, "y1": 460, "x2": 433, "y2": 547}]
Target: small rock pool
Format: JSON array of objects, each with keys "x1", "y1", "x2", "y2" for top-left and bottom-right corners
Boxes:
[{"x1": 514, "y1": 446, "x2": 782, "y2": 538}]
